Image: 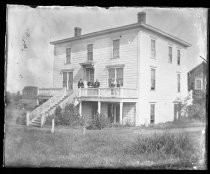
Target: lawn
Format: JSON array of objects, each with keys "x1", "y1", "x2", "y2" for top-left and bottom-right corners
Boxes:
[{"x1": 4, "y1": 124, "x2": 206, "y2": 169}]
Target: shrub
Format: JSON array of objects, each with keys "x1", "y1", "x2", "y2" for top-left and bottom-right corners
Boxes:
[
  {"x1": 16, "y1": 112, "x2": 26, "y2": 125},
  {"x1": 45, "y1": 104, "x2": 81, "y2": 126},
  {"x1": 187, "y1": 103, "x2": 206, "y2": 121},
  {"x1": 86, "y1": 113, "x2": 110, "y2": 130}
]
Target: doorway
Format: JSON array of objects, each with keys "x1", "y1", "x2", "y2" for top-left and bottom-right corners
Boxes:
[
  {"x1": 86, "y1": 68, "x2": 94, "y2": 82},
  {"x1": 63, "y1": 71, "x2": 73, "y2": 90},
  {"x1": 108, "y1": 103, "x2": 120, "y2": 124}
]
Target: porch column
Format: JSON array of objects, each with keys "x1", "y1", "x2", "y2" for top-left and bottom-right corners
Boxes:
[
  {"x1": 79, "y1": 101, "x2": 82, "y2": 117},
  {"x1": 98, "y1": 101, "x2": 101, "y2": 114},
  {"x1": 135, "y1": 102, "x2": 139, "y2": 126},
  {"x1": 120, "y1": 102, "x2": 123, "y2": 125}
]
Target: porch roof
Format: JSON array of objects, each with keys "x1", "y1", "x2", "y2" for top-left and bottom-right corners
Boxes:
[{"x1": 79, "y1": 61, "x2": 95, "y2": 68}]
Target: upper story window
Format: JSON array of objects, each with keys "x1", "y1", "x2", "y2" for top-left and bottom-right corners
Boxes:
[
  {"x1": 87, "y1": 44, "x2": 93, "y2": 61},
  {"x1": 168, "y1": 46, "x2": 172, "y2": 63},
  {"x1": 195, "y1": 78, "x2": 202, "y2": 90},
  {"x1": 150, "y1": 103, "x2": 155, "y2": 124},
  {"x1": 108, "y1": 67, "x2": 123, "y2": 87},
  {"x1": 151, "y1": 68, "x2": 156, "y2": 90},
  {"x1": 66, "y1": 48, "x2": 71, "y2": 64},
  {"x1": 151, "y1": 39, "x2": 156, "y2": 58},
  {"x1": 113, "y1": 39, "x2": 120, "y2": 59},
  {"x1": 177, "y1": 73, "x2": 181, "y2": 92},
  {"x1": 177, "y1": 49, "x2": 181, "y2": 65}
]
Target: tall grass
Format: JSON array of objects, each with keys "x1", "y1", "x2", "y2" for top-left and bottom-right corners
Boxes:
[
  {"x1": 4, "y1": 125, "x2": 205, "y2": 168},
  {"x1": 126, "y1": 132, "x2": 204, "y2": 163}
]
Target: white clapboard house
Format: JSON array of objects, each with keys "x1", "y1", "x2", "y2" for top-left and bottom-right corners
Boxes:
[{"x1": 28, "y1": 12, "x2": 191, "y2": 127}]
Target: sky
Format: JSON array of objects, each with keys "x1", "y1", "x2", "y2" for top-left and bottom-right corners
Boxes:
[{"x1": 6, "y1": 6, "x2": 207, "y2": 93}]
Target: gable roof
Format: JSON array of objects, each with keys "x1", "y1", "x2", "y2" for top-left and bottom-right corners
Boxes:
[
  {"x1": 50, "y1": 22, "x2": 191, "y2": 47},
  {"x1": 188, "y1": 61, "x2": 207, "y2": 74}
]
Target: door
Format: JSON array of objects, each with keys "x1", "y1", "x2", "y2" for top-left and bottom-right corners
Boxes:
[
  {"x1": 86, "y1": 68, "x2": 94, "y2": 82},
  {"x1": 63, "y1": 72, "x2": 67, "y2": 88},
  {"x1": 68, "y1": 72, "x2": 73, "y2": 90},
  {"x1": 108, "y1": 103, "x2": 120, "y2": 124}
]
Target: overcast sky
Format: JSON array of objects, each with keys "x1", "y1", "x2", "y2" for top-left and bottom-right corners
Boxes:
[{"x1": 6, "y1": 6, "x2": 207, "y2": 93}]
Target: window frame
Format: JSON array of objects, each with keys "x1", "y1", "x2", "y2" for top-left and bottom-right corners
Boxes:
[
  {"x1": 113, "y1": 39, "x2": 120, "y2": 59},
  {"x1": 150, "y1": 103, "x2": 155, "y2": 124},
  {"x1": 177, "y1": 73, "x2": 181, "y2": 92},
  {"x1": 108, "y1": 67, "x2": 124, "y2": 87},
  {"x1": 168, "y1": 46, "x2": 173, "y2": 63},
  {"x1": 195, "y1": 78, "x2": 202, "y2": 90},
  {"x1": 151, "y1": 68, "x2": 156, "y2": 91},
  {"x1": 177, "y1": 49, "x2": 181, "y2": 65},
  {"x1": 87, "y1": 44, "x2": 93, "y2": 61},
  {"x1": 151, "y1": 39, "x2": 156, "y2": 59},
  {"x1": 66, "y1": 48, "x2": 71, "y2": 64}
]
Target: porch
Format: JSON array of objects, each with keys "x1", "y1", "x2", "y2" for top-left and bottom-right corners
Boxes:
[{"x1": 79, "y1": 101, "x2": 137, "y2": 125}]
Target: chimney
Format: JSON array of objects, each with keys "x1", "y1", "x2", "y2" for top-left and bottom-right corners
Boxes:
[
  {"x1": 74, "y1": 27, "x2": 81, "y2": 37},
  {"x1": 137, "y1": 12, "x2": 146, "y2": 24}
]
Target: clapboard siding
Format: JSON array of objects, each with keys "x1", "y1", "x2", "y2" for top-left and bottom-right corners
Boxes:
[
  {"x1": 136, "y1": 30, "x2": 188, "y2": 125},
  {"x1": 123, "y1": 103, "x2": 135, "y2": 125},
  {"x1": 53, "y1": 28, "x2": 139, "y2": 89}
]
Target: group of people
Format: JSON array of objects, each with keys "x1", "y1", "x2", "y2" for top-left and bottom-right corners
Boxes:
[{"x1": 78, "y1": 79, "x2": 100, "y2": 88}]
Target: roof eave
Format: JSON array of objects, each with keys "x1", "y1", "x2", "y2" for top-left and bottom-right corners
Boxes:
[{"x1": 50, "y1": 23, "x2": 191, "y2": 48}]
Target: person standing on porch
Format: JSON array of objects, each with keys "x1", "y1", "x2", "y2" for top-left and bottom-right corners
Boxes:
[
  {"x1": 87, "y1": 79, "x2": 94, "y2": 88},
  {"x1": 94, "y1": 79, "x2": 100, "y2": 88},
  {"x1": 78, "y1": 79, "x2": 84, "y2": 88}
]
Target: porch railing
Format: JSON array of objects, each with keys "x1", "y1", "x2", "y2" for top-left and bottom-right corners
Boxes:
[
  {"x1": 79, "y1": 88, "x2": 138, "y2": 98},
  {"x1": 38, "y1": 88, "x2": 63, "y2": 97}
]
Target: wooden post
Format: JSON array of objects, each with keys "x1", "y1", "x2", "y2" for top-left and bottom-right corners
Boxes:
[
  {"x1": 98, "y1": 101, "x2": 101, "y2": 114},
  {"x1": 41, "y1": 115, "x2": 44, "y2": 128},
  {"x1": 51, "y1": 119, "x2": 55, "y2": 133},
  {"x1": 79, "y1": 101, "x2": 82, "y2": 117},
  {"x1": 26, "y1": 112, "x2": 30, "y2": 126},
  {"x1": 120, "y1": 102, "x2": 123, "y2": 125}
]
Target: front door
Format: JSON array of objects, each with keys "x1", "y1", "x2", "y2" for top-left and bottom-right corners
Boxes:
[
  {"x1": 68, "y1": 72, "x2": 73, "y2": 90},
  {"x1": 63, "y1": 72, "x2": 67, "y2": 88},
  {"x1": 108, "y1": 103, "x2": 120, "y2": 124},
  {"x1": 86, "y1": 68, "x2": 94, "y2": 82}
]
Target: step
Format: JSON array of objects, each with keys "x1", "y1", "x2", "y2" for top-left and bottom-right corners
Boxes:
[
  {"x1": 32, "y1": 120, "x2": 41, "y2": 124},
  {"x1": 29, "y1": 123, "x2": 41, "y2": 127}
]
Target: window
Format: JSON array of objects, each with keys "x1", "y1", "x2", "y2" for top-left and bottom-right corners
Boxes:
[
  {"x1": 150, "y1": 104, "x2": 155, "y2": 124},
  {"x1": 113, "y1": 39, "x2": 120, "y2": 58},
  {"x1": 177, "y1": 49, "x2": 180, "y2": 65},
  {"x1": 108, "y1": 68, "x2": 123, "y2": 87},
  {"x1": 168, "y1": 46, "x2": 172, "y2": 63},
  {"x1": 87, "y1": 44, "x2": 93, "y2": 61},
  {"x1": 116, "y1": 68, "x2": 123, "y2": 86},
  {"x1": 177, "y1": 74, "x2": 181, "y2": 92},
  {"x1": 195, "y1": 79, "x2": 202, "y2": 90},
  {"x1": 151, "y1": 68, "x2": 156, "y2": 90},
  {"x1": 66, "y1": 48, "x2": 71, "y2": 64},
  {"x1": 151, "y1": 39, "x2": 156, "y2": 58}
]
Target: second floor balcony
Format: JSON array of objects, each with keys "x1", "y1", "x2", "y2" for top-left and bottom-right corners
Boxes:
[{"x1": 78, "y1": 87, "x2": 138, "y2": 99}]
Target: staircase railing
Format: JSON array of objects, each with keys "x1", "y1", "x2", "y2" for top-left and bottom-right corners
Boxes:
[{"x1": 29, "y1": 87, "x2": 67, "y2": 123}]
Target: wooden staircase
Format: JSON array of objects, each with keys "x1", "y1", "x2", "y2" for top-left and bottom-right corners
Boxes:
[{"x1": 28, "y1": 88, "x2": 78, "y2": 128}]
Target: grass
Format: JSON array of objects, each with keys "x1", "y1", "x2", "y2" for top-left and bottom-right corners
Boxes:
[
  {"x1": 4, "y1": 125, "x2": 206, "y2": 169},
  {"x1": 138, "y1": 119, "x2": 206, "y2": 130}
]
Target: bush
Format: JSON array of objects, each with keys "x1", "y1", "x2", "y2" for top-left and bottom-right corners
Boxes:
[
  {"x1": 45, "y1": 104, "x2": 81, "y2": 126},
  {"x1": 16, "y1": 112, "x2": 26, "y2": 125},
  {"x1": 86, "y1": 113, "x2": 110, "y2": 130},
  {"x1": 187, "y1": 103, "x2": 206, "y2": 121}
]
